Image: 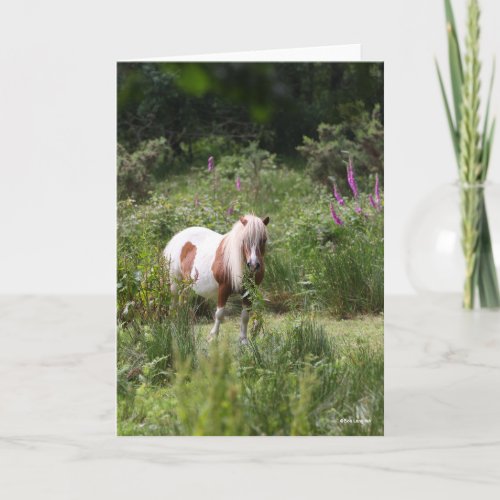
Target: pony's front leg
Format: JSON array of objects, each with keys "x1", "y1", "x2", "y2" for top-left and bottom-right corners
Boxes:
[
  {"x1": 240, "y1": 307, "x2": 250, "y2": 345},
  {"x1": 208, "y1": 306, "x2": 225, "y2": 341},
  {"x1": 239, "y1": 296, "x2": 251, "y2": 345},
  {"x1": 208, "y1": 284, "x2": 230, "y2": 341}
]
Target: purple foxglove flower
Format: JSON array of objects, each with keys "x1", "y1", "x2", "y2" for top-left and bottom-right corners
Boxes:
[
  {"x1": 333, "y1": 184, "x2": 345, "y2": 206},
  {"x1": 194, "y1": 195, "x2": 199, "y2": 207},
  {"x1": 207, "y1": 156, "x2": 214, "y2": 172},
  {"x1": 374, "y1": 174, "x2": 380, "y2": 205},
  {"x1": 347, "y1": 157, "x2": 359, "y2": 199},
  {"x1": 329, "y1": 202, "x2": 343, "y2": 226},
  {"x1": 236, "y1": 176, "x2": 241, "y2": 191},
  {"x1": 369, "y1": 194, "x2": 376, "y2": 209},
  {"x1": 354, "y1": 205, "x2": 363, "y2": 215},
  {"x1": 226, "y1": 205, "x2": 234, "y2": 215}
]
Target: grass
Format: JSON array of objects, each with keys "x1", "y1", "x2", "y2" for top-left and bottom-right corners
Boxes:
[{"x1": 117, "y1": 310, "x2": 383, "y2": 436}]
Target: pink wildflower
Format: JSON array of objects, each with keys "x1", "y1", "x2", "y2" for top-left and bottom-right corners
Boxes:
[
  {"x1": 329, "y1": 202, "x2": 343, "y2": 226},
  {"x1": 236, "y1": 176, "x2": 241, "y2": 191},
  {"x1": 347, "y1": 157, "x2": 359, "y2": 199},
  {"x1": 375, "y1": 174, "x2": 380, "y2": 205},
  {"x1": 208, "y1": 156, "x2": 214, "y2": 172},
  {"x1": 333, "y1": 184, "x2": 345, "y2": 206}
]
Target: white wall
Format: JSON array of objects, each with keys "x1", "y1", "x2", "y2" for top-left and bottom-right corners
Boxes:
[{"x1": 1, "y1": 0, "x2": 499, "y2": 294}]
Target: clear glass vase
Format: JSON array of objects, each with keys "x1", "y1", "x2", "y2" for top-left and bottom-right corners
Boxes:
[{"x1": 405, "y1": 182, "x2": 500, "y2": 309}]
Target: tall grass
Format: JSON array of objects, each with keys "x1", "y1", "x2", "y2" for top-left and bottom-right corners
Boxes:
[
  {"x1": 117, "y1": 292, "x2": 199, "y2": 389},
  {"x1": 118, "y1": 314, "x2": 383, "y2": 436},
  {"x1": 264, "y1": 229, "x2": 383, "y2": 317},
  {"x1": 315, "y1": 236, "x2": 384, "y2": 316}
]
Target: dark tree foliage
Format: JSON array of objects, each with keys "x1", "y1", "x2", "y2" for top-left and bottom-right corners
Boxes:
[{"x1": 117, "y1": 62, "x2": 383, "y2": 160}]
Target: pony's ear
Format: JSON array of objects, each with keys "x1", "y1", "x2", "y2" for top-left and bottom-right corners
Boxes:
[
  {"x1": 240, "y1": 216, "x2": 248, "y2": 226},
  {"x1": 262, "y1": 216, "x2": 270, "y2": 226}
]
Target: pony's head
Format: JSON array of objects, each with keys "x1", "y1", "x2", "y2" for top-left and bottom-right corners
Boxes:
[
  {"x1": 239, "y1": 215, "x2": 269, "y2": 273},
  {"x1": 222, "y1": 214, "x2": 270, "y2": 290}
]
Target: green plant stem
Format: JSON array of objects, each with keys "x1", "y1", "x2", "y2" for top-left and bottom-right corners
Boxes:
[
  {"x1": 460, "y1": 184, "x2": 500, "y2": 309},
  {"x1": 477, "y1": 199, "x2": 500, "y2": 307},
  {"x1": 460, "y1": 185, "x2": 482, "y2": 309}
]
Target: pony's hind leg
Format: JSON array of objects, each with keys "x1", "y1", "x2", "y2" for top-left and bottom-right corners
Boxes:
[
  {"x1": 208, "y1": 284, "x2": 230, "y2": 341},
  {"x1": 165, "y1": 254, "x2": 180, "y2": 312}
]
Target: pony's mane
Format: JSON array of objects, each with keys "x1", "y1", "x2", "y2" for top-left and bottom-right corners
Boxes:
[{"x1": 222, "y1": 214, "x2": 268, "y2": 291}]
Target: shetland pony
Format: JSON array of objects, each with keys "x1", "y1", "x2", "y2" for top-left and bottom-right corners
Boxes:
[{"x1": 164, "y1": 214, "x2": 269, "y2": 344}]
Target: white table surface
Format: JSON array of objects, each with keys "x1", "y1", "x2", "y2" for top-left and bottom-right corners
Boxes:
[{"x1": 1, "y1": 295, "x2": 499, "y2": 499}]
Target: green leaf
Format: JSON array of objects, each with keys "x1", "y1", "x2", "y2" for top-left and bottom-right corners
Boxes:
[
  {"x1": 481, "y1": 59, "x2": 496, "y2": 175},
  {"x1": 477, "y1": 204, "x2": 500, "y2": 308},
  {"x1": 444, "y1": 0, "x2": 459, "y2": 36},
  {"x1": 436, "y1": 60, "x2": 459, "y2": 164},
  {"x1": 483, "y1": 118, "x2": 496, "y2": 179}
]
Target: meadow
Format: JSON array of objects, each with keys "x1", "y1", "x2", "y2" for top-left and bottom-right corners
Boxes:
[{"x1": 117, "y1": 140, "x2": 384, "y2": 436}]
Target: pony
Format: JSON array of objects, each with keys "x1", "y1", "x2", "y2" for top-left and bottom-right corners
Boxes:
[{"x1": 164, "y1": 214, "x2": 270, "y2": 344}]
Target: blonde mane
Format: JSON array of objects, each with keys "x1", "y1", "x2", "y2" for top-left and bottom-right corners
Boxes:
[{"x1": 222, "y1": 214, "x2": 268, "y2": 291}]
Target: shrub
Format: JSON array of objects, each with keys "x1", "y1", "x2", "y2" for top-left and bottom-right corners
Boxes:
[
  {"x1": 117, "y1": 288, "x2": 199, "y2": 388},
  {"x1": 297, "y1": 105, "x2": 383, "y2": 184},
  {"x1": 117, "y1": 138, "x2": 173, "y2": 201},
  {"x1": 184, "y1": 135, "x2": 241, "y2": 165},
  {"x1": 173, "y1": 339, "x2": 247, "y2": 436}
]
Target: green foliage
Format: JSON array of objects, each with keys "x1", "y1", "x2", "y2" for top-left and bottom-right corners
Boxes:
[
  {"x1": 117, "y1": 202, "x2": 172, "y2": 323},
  {"x1": 184, "y1": 135, "x2": 241, "y2": 166},
  {"x1": 117, "y1": 62, "x2": 383, "y2": 158},
  {"x1": 314, "y1": 221, "x2": 384, "y2": 316},
  {"x1": 118, "y1": 316, "x2": 384, "y2": 436},
  {"x1": 242, "y1": 270, "x2": 267, "y2": 338},
  {"x1": 117, "y1": 138, "x2": 173, "y2": 201},
  {"x1": 297, "y1": 105, "x2": 383, "y2": 184},
  {"x1": 117, "y1": 291, "x2": 199, "y2": 390},
  {"x1": 173, "y1": 339, "x2": 246, "y2": 436}
]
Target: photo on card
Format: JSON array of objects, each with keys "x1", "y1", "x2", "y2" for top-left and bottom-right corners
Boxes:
[{"x1": 117, "y1": 61, "x2": 384, "y2": 436}]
